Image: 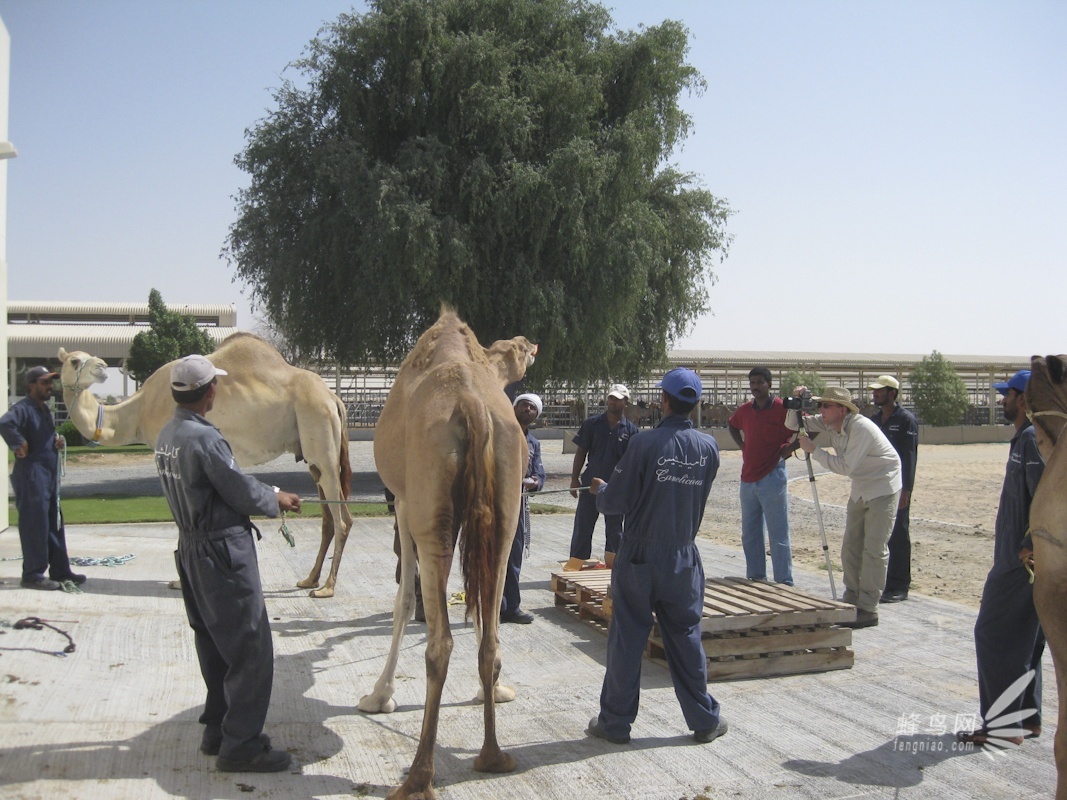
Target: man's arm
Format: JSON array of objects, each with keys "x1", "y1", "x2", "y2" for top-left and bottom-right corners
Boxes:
[
  {"x1": 728, "y1": 423, "x2": 744, "y2": 449},
  {"x1": 569, "y1": 445, "x2": 588, "y2": 497},
  {"x1": 0, "y1": 405, "x2": 27, "y2": 454},
  {"x1": 528, "y1": 438, "x2": 546, "y2": 492}
]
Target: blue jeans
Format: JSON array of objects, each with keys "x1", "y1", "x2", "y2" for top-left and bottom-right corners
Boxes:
[{"x1": 739, "y1": 461, "x2": 793, "y2": 585}]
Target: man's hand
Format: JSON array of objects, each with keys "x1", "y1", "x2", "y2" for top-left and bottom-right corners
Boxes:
[
  {"x1": 569, "y1": 478, "x2": 581, "y2": 499},
  {"x1": 522, "y1": 477, "x2": 538, "y2": 490},
  {"x1": 54, "y1": 434, "x2": 65, "y2": 451},
  {"x1": 797, "y1": 434, "x2": 816, "y2": 455},
  {"x1": 590, "y1": 477, "x2": 606, "y2": 493},
  {"x1": 898, "y1": 490, "x2": 911, "y2": 510},
  {"x1": 794, "y1": 385, "x2": 808, "y2": 397},
  {"x1": 277, "y1": 491, "x2": 301, "y2": 513},
  {"x1": 1020, "y1": 547, "x2": 1034, "y2": 571},
  {"x1": 13, "y1": 442, "x2": 27, "y2": 459}
]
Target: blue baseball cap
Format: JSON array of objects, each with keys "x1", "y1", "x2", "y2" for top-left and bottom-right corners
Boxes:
[
  {"x1": 994, "y1": 369, "x2": 1030, "y2": 396},
  {"x1": 657, "y1": 367, "x2": 702, "y2": 403}
]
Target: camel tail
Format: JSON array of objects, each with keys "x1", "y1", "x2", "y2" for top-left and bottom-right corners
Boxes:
[
  {"x1": 336, "y1": 397, "x2": 352, "y2": 498},
  {"x1": 456, "y1": 394, "x2": 498, "y2": 624}
]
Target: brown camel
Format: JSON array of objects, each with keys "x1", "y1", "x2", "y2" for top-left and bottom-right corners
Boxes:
[
  {"x1": 358, "y1": 310, "x2": 537, "y2": 800},
  {"x1": 1025, "y1": 354, "x2": 1067, "y2": 799},
  {"x1": 57, "y1": 333, "x2": 354, "y2": 598}
]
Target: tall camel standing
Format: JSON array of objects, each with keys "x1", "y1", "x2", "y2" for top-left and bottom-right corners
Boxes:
[
  {"x1": 358, "y1": 310, "x2": 537, "y2": 800},
  {"x1": 1025, "y1": 354, "x2": 1067, "y2": 800},
  {"x1": 57, "y1": 333, "x2": 354, "y2": 598}
]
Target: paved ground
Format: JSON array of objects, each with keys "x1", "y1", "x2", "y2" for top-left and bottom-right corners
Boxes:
[{"x1": 0, "y1": 440, "x2": 1059, "y2": 799}]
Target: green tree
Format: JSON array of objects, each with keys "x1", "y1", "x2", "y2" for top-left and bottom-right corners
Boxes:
[
  {"x1": 781, "y1": 369, "x2": 826, "y2": 400},
  {"x1": 909, "y1": 350, "x2": 968, "y2": 426},
  {"x1": 126, "y1": 289, "x2": 216, "y2": 384},
  {"x1": 224, "y1": 0, "x2": 730, "y2": 385}
]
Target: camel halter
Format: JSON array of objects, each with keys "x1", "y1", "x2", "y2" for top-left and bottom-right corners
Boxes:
[{"x1": 60, "y1": 361, "x2": 105, "y2": 447}]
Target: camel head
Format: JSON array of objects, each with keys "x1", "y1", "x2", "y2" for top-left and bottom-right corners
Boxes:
[
  {"x1": 484, "y1": 336, "x2": 537, "y2": 387},
  {"x1": 58, "y1": 348, "x2": 108, "y2": 391},
  {"x1": 1026, "y1": 354, "x2": 1067, "y2": 460}
]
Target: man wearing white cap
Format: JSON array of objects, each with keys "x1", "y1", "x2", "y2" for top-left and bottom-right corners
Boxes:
[
  {"x1": 501, "y1": 393, "x2": 546, "y2": 624},
  {"x1": 155, "y1": 355, "x2": 302, "y2": 772},
  {"x1": 786, "y1": 385, "x2": 901, "y2": 629},
  {"x1": 566, "y1": 384, "x2": 637, "y2": 570},
  {"x1": 868, "y1": 375, "x2": 918, "y2": 603}
]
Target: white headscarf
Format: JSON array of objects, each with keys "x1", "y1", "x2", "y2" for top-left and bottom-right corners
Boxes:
[{"x1": 513, "y1": 392, "x2": 543, "y2": 418}]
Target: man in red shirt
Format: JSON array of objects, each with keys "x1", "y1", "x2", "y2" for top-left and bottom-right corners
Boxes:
[{"x1": 728, "y1": 368, "x2": 796, "y2": 585}]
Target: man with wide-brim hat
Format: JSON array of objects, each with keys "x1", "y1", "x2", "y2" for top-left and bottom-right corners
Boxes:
[{"x1": 785, "y1": 385, "x2": 902, "y2": 629}]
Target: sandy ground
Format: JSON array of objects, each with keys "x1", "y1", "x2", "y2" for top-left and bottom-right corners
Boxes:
[{"x1": 699, "y1": 444, "x2": 1007, "y2": 609}]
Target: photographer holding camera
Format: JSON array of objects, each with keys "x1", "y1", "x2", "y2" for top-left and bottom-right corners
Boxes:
[{"x1": 785, "y1": 386, "x2": 901, "y2": 629}]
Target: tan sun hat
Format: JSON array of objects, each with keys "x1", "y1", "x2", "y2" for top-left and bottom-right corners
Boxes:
[
  {"x1": 812, "y1": 386, "x2": 859, "y2": 414},
  {"x1": 868, "y1": 375, "x2": 900, "y2": 390}
]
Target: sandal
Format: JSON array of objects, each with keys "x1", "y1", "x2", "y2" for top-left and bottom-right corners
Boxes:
[{"x1": 956, "y1": 728, "x2": 1023, "y2": 746}]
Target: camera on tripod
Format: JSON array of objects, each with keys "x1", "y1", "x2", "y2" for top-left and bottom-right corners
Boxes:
[{"x1": 784, "y1": 389, "x2": 817, "y2": 411}]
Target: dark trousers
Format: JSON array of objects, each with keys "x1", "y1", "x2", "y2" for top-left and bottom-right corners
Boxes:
[
  {"x1": 12, "y1": 465, "x2": 73, "y2": 581},
  {"x1": 598, "y1": 540, "x2": 720, "y2": 739},
  {"x1": 884, "y1": 503, "x2": 911, "y2": 593},
  {"x1": 502, "y1": 524, "x2": 524, "y2": 614},
  {"x1": 175, "y1": 529, "x2": 274, "y2": 761},
  {"x1": 569, "y1": 491, "x2": 623, "y2": 560},
  {"x1": 974, "y1": 567, "x2": 1045, "y2": 726}
]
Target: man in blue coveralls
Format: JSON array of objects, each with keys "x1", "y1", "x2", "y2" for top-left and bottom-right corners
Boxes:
[
  {"x1": 958, "y1": 369, "x2": 1045, "y2": 746},
  {"x1": 0, "y1": 366, "x2": 85, "y2": 590},
  {"x1": 500, "y1": 393, "x2": 546, "y2": 624},
  {"x1": 566, "y1": 384, "x2": 638, "y2": 570},
  {"x1": 155, "y1": 355, "x2": 302, "y2": 772},
  {"x1": 585, "y1": 368, "x2": 728, "y2": 745}
]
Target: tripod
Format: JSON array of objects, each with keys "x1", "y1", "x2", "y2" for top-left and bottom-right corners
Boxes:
[{"x1": 796, "y1": 414, "x2": 838, "y2": 600}]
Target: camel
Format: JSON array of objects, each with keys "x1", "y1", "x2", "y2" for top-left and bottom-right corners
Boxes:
[
  {"x1": 57, "y1": 333, "x2": 354, "y2": 598},
  {"x1": 357, "y1": 309, "x2": 537, "y2": 800},
  {"x1": 1025, "y1": 354, "x2": 1067, "y2": 799}
]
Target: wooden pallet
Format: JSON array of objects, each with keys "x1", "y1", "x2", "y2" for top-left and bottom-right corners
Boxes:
[{"x1": 550, "y1": 571, "x2": 856, "y2": 681}]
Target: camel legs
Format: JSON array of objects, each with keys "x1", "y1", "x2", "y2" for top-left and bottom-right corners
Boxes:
[
  {"x1": 1034, "y1": 547, "x2": 1067, "y2": 800},
  {"x1": 472, "y1": 571, "x2": 515, "y2": 773},
  {"x1": 358, "y1": 506, "x2": 421, "y2": 715},
  {"x1": 297, "y1": 476, "x2": 354, "y2": 599}
]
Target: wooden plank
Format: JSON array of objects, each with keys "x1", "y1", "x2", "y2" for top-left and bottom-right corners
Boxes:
[
  {"x1": 647, "y1": 641, "x2": 855, "y2": 681},
  {"x1": 654, "y1": 626, "x2": 853, "y2": 659}
]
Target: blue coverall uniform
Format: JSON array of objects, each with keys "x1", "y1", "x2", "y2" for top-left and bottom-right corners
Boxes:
[
  {"x1": 570, "y1": 412, "x2": 638, "y2": 559},
  {"x1": 155, "y1": 407, "x2": 282, "y2": 762},
  {"x1": 592, "y1": 414, "x2": 722, "y2": 739},
  {"x1": 973, "y1": 422, "x2": 1045, "y2": 728},
  {"x1": 870, "y1": 404, "x2": 919, "y2": 594},
  {"x1": 0, "y1": 397, "x2": 76, "y2": 582},
  {"x1": 502, "y1": 430, "x2": 545, "y2": 614}
]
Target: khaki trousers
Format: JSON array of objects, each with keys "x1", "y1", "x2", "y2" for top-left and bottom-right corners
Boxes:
[{"x1": 841, "y1": 491, "x2": 900, "y2": 613}]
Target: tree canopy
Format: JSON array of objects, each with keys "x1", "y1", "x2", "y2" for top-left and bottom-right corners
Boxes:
[
  {"x1": 781, "y1": 369, "x2": 826, "y2": 399},
  {"x1": 225, "y1": 0, "x2": 730, "y2": 385},
  {"x1": 909, "y1": 350, "x2": 969, "y2": 426},
  {"x1": 126, "y1": 289, "x2": 216, "y2": 384}
]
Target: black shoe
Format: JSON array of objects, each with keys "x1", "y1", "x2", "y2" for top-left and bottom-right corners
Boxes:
[
  {"x1": 880, "y1": 590, "x2": 907, "y2": 603},
  {"x1": 694, "y1": 717, "x2": 729, "y2": 744},
  {"x1": 587, "y1": 716, "x2": 630, "y2": 744},
  {"x1": 20, "y1": 577, "x2": 61, "y2": 591},
  {"x1": 842, "y1": 609, "x2": 879, "y2": 629},
  {"x1": 200, "y1": 731, "x2": 223, "y2": 757},
  {"x1": 500, "y1": 609, "x2": 534, "y2": 624},
  {"x1": 216, "y1": 745, "x2": 291, "y2": 773}
]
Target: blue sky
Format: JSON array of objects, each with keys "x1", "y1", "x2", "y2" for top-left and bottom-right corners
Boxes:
[{"x1": 1, "y1": 0, "x2": 1063, "y2": 360}]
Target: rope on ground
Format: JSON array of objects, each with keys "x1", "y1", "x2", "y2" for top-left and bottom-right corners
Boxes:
[
  {"x1": 3, "y1": 616, "x2": 77, "y2": 655},
  {"x1": 69, "y1": 554, "x2": 137, "y2": 567}
]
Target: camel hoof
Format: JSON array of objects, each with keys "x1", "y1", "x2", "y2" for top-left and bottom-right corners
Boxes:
[
  {"x1": 296, "y1": 577, "x2": 320, "y2": 589},
  {"x1": 386, "y1": 785, "x2": 435, "y2": 800},
  {"x1": 475, "y1": 683, "x2": 516, "y2": 704},
  {"x1": 309, "y1": 586, "x2": 335, "y2": 599},
  {"x1": 473, "y1": 750, "x2": 516, "y2": 774},
  {"x1": 358, "y1": 694, "x2": 397, "y2": 714}
]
